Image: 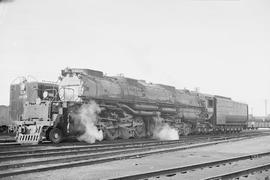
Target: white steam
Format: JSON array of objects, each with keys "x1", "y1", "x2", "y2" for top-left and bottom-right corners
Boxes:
[
  {"x1": 76, "y1": 101, "x2": 103, "y2": 143},
  {"x1": 153, "y1": 123, "x2": 179, "y2": 141}
]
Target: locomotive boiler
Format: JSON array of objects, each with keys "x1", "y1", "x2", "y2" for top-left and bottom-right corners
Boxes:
[{"x1": 15, "y1": 68, "x2": 248, "y2": 144}]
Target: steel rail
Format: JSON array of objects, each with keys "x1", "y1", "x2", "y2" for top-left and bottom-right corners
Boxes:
[
  {"x1": 110, "y1": 152, "x2": 270, "y2": 180},
  {"x1": 0, "y1": 136, "x2": 250, "y2": 178},
  {"x1": 0, "y1": 140, "x2": 190, "y2": 161},
  {"x1": 0, "y1": 130, "x2": 268, "y2": 157},
  {"x1": 0, "y1": 134, "x2": 214, "y2": 148},
  {"x1": 0, "y1": 138, "x2": 233, "y2": 170},
  {"x1": 0, "y1": 138, "x2": 156, "y2": 148},
  {"x1": 0, "y1": 130, "x2": 266, "y2": 147},
  {"x1": 0, "y1": 132, "x2": 266, "y2": 161},
  {"x1": 0, "y1": 135, "x2": 210, "y2": 148},
  {"x1": 0, "y1": 136, "x2": 215, "y2": 156},
  {"x1": 204, "y1": 163, "x2": 270, "y2": 180},
  {"x1": 0, "y1": 130, "x2": 267, "y2": 150},
  {"x1": 0, "y1": 139, "x2": 15, "y2": 143},
  {"x1": 0, "y1": 131, "x2": 268, "y2": 178}
]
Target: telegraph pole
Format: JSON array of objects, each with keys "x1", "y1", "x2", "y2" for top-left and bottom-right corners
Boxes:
[{"x1": 265, "y1": 99, "x2": 268, "y2": 117}]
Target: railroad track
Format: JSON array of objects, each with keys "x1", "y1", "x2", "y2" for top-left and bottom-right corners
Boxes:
[
  {"x1": 0, "y1": 134, "x2": 253, "y2": 162},
  {"x1": 0, "y1": 131, "x2": 269, "y2": 178},
  {"x1": 205, "y1": 163, "x2": 270, "y2": 180},
  {"x1": 0, "y1": 137, "x2": 166, "y2": 150},
  {"x1": 112, "y1": 151, "x2": 270, "y2": 180},
  {"x1": 0, "y1": 132, "x2": 264, "y2": 155},
  {"x1": 0, "y1": 139, "x2": 193, "y2": 161},
  {"x1": 0, "y1": 130, "x2": 266, "y2": 148},
  {"x1": 0, "y1": 131, "x2": 267, "y2": 154}
]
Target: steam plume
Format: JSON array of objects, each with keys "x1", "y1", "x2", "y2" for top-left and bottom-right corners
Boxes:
[
  {"x1": 152, "y1": 117, "x2": 179, "y2": 141},
  {"x1": 74, "y1": 101, "x2": 103, "y2": 143}
]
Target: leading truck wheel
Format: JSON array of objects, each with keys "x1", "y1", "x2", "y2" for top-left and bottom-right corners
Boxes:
[{"x1": 49, "y1": 128, "x2": 63, "y2": 144}]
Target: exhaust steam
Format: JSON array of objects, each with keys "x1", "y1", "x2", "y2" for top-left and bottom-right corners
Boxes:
[
  {"x1": 72, "y1": 101, "x2": 103, "y2": 143},
  {"x1": 152, "y1": 117, "x2": 179, "y2": 141}
]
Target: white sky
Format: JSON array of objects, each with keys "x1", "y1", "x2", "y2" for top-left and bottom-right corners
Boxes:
[{"x1": 0, "y1": 0, "x2": 270, "y2": 116}]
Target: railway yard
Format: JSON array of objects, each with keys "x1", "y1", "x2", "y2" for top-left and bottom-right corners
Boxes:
[
  {"x1": 1, "y1": 0, "x2": 270, "y2": 179},
  {"x1": 0, "y1": 130, "x2": 270, "y2": 180},
  {"x1": 0, "y1": 67, "x2": 264, "y2": 180},
  {"x1": 0, "y1": 67, "x2": 267, "y2": 180}
]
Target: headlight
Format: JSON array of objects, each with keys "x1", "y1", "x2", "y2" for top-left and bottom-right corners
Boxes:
[{"x1": 43, "y1": 91, "x2": 48, "y2": 99}]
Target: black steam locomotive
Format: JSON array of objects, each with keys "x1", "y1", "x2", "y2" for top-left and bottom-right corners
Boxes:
[{"x1": 15, "y1": 68, "x2": 248, "y2": 144}]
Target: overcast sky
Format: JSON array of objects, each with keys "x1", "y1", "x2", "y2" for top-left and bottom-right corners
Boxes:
[{"x1": 0, "y1": 0, "x2": 269, "y2": 116}]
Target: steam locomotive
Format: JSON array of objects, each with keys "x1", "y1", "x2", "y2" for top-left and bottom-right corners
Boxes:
[{"x1": 15, "y1": 68, "x2": 248, "y2": 144}]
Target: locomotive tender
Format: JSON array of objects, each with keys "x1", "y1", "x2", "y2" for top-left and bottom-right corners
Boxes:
[{"x1": 16, "y1": 68, "x2": 248, "y2": 144}]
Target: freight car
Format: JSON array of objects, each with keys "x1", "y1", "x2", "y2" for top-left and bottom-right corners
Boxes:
[
  {"x1": 0, "y1": 105, "x2": 9, "y2": 133},
  {"x1": 15, "y1": 68, "x2": 248, "y2": 144},
  {"x1": 247, "y1": 116, "x2": 270, "y2": 129},
  {"x1": 248, "y1": 121, "x2": 270, "y2": 129}
]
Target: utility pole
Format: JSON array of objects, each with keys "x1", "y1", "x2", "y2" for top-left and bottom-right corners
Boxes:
[{"x1": 265, "y1": 99, "x2": 268, "y2": 117}]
